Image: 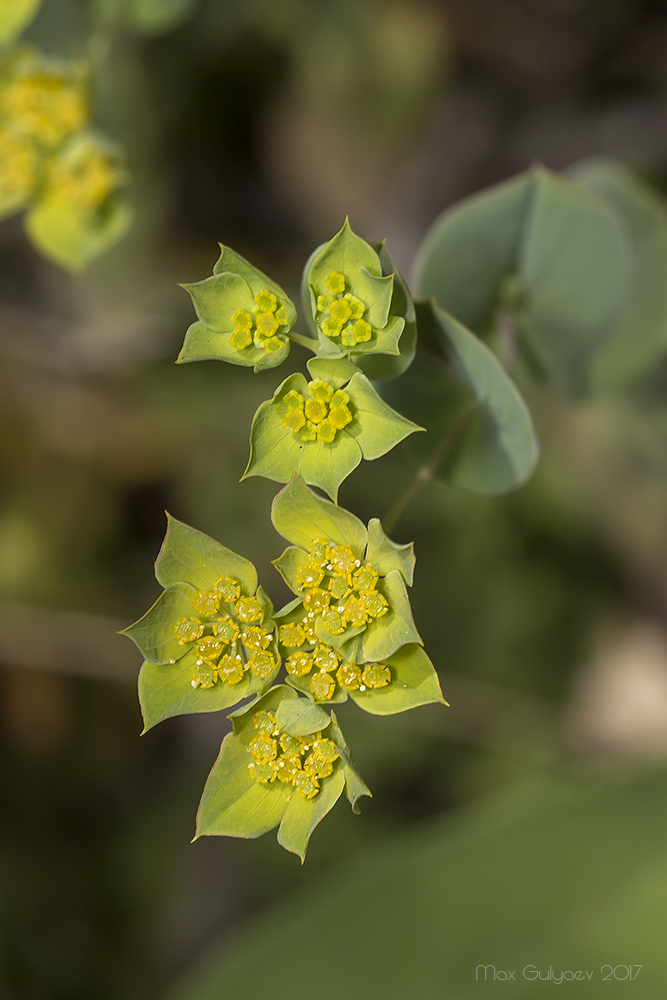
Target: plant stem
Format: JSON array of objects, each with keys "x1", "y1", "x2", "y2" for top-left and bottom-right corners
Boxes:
[
  {"x1": 382, "y1": 408, "x2": 474, "y2": 535},
  {"x1": 288, "y1": 331, "x2": 318, "y2": 352}
]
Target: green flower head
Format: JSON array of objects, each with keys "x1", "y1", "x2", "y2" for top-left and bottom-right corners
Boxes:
[
  {"x1": 244, "y1": 356, "x2": 422, "y2": 500},
  {"x1": 304, "y1": 218, "x2": 415, "y2": 370},
  {"x1": 121, "y1": 515, "x2": 281, "y2": 731},
  {"x1": 179, "y1": 245, "x2": 297, "y2": 372},
  {"x1": 195, "y1": 685, "x2": 371, "y2": 861},
  {"x1": 271, "y1": 477, "x2": 423, "y2": 665}
]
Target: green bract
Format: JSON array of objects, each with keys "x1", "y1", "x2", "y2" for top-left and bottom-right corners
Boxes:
[
  {"x1": 195, "y1": 686, "x2": 371, "y2": 861},
  {"x1": 303, "y1": 218, "x2": 412, "y2": 363},
  {"x1": 271, "y1": 476, "x2": 423, "y2": 665},
  {"x1": 244, "y1": 357, "x2": 422, "y2": 500},
  {"x1": 179, "y1": 245, "x2": 298, "y2": 372},
  {"x1": 121, "y1": 515, "x2": 281, "y2": 731}
]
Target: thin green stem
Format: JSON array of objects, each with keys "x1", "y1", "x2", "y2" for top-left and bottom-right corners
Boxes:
[
  {"x1": 382, "y1": 408, "x2": 474, "y2": 535},
  {"x1": 288, "y1": 331, "x2": 319, "y2": 352}
]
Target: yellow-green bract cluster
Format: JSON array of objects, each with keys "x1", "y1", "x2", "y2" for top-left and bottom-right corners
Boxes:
[{"x1": 0, "y1": 45, "x2": 132, "y2": 270}]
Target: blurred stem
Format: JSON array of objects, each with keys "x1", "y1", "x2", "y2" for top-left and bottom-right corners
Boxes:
[
  {"x1": 382, "y1": 407, "x2": 474, "y2": 535},
  {"x1": 495, "y1": 306, "x2": 518, "y2": 372}
]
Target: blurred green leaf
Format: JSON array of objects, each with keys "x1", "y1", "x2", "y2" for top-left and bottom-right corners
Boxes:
[
  {"x1": 0, "y1": 0, "x2": 41, "y2": 45},
  {"x1": 414, "y1": 171, "x2": 532, "y2": 333},
  {"x1": 94, "y1": 0, "x2": 196, "y2": 34},
  {"x1": 518, "y1": 168, "x2": 631, "y2": 391},
  {"x1": 413, "y1": 168, "x2": 632, "y2": 392},
  {"x1": 568, "y1": 158, "x2": 667, "y2": 389},
  {"x1": 165, "y1": 768, "x2": 667, "y2": 1000},
  {"x1": 398, "y1": 303, "x2": 539, "y2": 497},
  {"x1": 26, "y1": 187, "x2": 132, "y2": 272}
]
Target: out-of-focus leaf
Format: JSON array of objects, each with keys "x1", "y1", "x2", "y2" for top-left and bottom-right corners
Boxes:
[
  {"x1": 165, "y1": 768, "x2": 667, "y2": 1000},
  {"x1": 94, "y1": 0, "x2": 196, "y2": 34},
  {"x1": 568, "y1": 158, "x2": 667, "y2": 389},
  {"x1": 518, "y1": 168, "x2": 631, "y2": 391},
  {"x1": 413, "y1": 167, "x2": 632, "y2": 393},
  {"x1": 395, "y1": 303, "x2": 539, "y2": 497},
  {"x1": 414, "y1": 171, "x2": 532, "y2": 332},
  {"x1": 0, "y1": 0, "x2": 41, "y2": 45}
]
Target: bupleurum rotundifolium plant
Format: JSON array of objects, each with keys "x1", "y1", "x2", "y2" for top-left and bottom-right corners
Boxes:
[{"x1": 123, "y1": 218, "x2": 446, "y2": 860}]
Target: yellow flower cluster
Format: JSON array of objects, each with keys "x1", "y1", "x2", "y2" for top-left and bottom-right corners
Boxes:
[
  {"x1": 46, "y1": 138, "x2": 120, "y2": 211},
  {"x1": 247, "y1": 709, "x2": 340, "y2": 798},
  {"x1": 316, "y1": 271, "x2": 373, "y2": 347},
  {"x1": 1, "y1": 65, "x2": 86, "y2": 148},
  {"x1": 230, "y1": 289, "x2": 287, "y2": 355},
  {"x1": 281, "y1": 379, "x2": 353, "y2": 443},
  {"x1": 173, "y1": 576, "x2": 276, "y2": 689},
  {"x1": 276, "y1": 537, "x2": 392, "y2": 700},
  {"x1": 0, "y1": 123, "x2": 38, "y2": 208},
  {"x1": 279, "y1": 627, "x2": 391, "y2": 701}
]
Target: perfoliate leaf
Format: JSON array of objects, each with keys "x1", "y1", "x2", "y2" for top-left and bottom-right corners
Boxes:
[
  {"x1": 351, "y1": 644, "x2": 446, "y2": 715},
  {"x1": 413, "y1": 171, "x2": 532, "y2": 333},
  {"x1": 518, "y1": 167, "x2": 632, "y2": 391},
  {"x1": 271, "y1": 476, "x2": 367, "y2": 558},
  {"x1": 121, "y1": 582, "x2": 196, "y2": 666},
  {"x1": 156, "y1": 514, "x2": 257, "y2": 595},
  {"x1": 568, "y1": 157, "x2": 667, "y2": 390},
  {"x1": 413, "y1": 167, "x2": 632, "y2": 393},
  {"x1": 0, "y1": 0, "x2": 41, "y2": 45},
  {"x1": 365, "y1": 518, "x2": 415, "y2": 586}
]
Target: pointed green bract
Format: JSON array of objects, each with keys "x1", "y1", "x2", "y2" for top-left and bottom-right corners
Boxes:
[
  {"x1": 138, "y1": 652, "x2": 262, "y2": 732},
  {"x1": 245, "y1": 368, "x2": 421, "y2": 500},
  {"x1": 351, "y1": 644, "x2": 445, "y2": 715},
  {"x1": 365, "y1": 518, "x2": 415, "y2": 586},
  {"x1": 271, "y1": 478, "x2": 422, "y2": 669},
  {"x1": 277, "y1": 768, "x2": 345, "y2": 861},
  {"x1": 329, "y1": 712, "x2": 372, "y2": 813},
  {"x1": 121, "y1": 582, "x2": 196, "y2": 666},
  {"x1": 156, "y1": 514, "x2": 257, "y2": 594},
  {"x1": 272, "y1": 476, "x2": 367, "y2": 556},
  {"x1": 179, "y1": 244, "x2": 296, "y2": 372},
  {"x1": 304, "y1": 219, "x2": 413, "y2": 364},
  {"x1": 274, "y1": 698, "x2": 331, "y2": 736}
]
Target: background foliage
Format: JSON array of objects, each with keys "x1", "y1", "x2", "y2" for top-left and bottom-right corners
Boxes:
[{"x1": 5, "y1": 0, "x2": 667, "y2": 997}]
